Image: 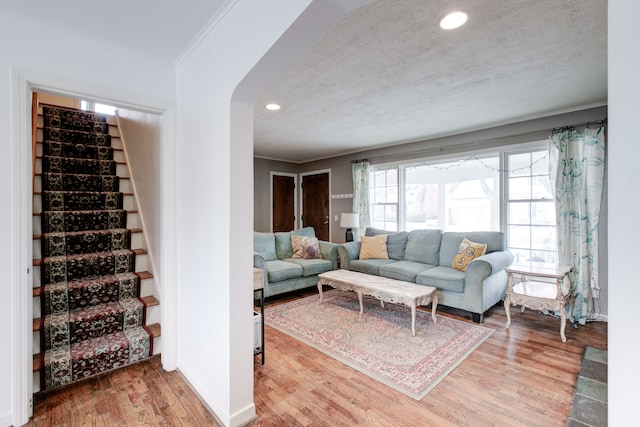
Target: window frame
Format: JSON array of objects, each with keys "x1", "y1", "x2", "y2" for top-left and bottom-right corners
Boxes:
[{"x1": 368, "y1": 141, "x2": 556, "y2": 263}]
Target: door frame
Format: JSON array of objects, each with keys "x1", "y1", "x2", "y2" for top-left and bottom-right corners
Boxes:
[
  {"x1": 11, "y1": 68, "x2": 178, "y2": 426},
  {"x1": 270, "y1": 171, "x2": 298, "y2": 232},
  {"x1": 300, "y1": 168, "x2": 331, "y2": 239}
]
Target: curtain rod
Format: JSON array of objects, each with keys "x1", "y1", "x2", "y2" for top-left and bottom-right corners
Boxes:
[
  {"x1": 552, "y1": 118, "x2": 607, "y2": 133},
  {"x1": 351, "y1": 158, "x2": 369, "y2": 164}
]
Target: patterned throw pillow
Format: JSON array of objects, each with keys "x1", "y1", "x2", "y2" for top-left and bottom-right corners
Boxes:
[
  {"x1": 451, "y1": 238, "x2": 487, "y2": 272},
  {"x1": 359, "y1": 234, "x2": 389, "y2": 260},
  {"x1": 291, "y1": 235, "x2": 321, "y2": 259}
]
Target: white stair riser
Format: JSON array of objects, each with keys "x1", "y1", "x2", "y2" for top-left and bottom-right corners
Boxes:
[
  {"x1": 127, "y1": 212, "x2": 139, "y2": 228},
  {"x1": 135, "y1": 254, "x2": 147, "y2": 273},
  {"x1": 131, "y1": 232, "x2": 143, "y2": 249}
]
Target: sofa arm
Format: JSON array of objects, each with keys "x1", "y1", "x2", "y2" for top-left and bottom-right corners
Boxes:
[
  {"x1": 467, "y1": 250, "x2": 515, "y2": 279},
  {"x1": 319, "y1": 241, "x2": 339, "y2": 270},
  {"x1": 337, "y1": 241, "x2": 361, "y2": 270},
  {"x1": 253, "y1": 252, "x2": 268, "y2": 288}
]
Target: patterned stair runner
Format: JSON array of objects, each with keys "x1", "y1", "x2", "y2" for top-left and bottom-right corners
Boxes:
[{"x1": 39, "y1": 105, "x2": 152, "y2": 390}]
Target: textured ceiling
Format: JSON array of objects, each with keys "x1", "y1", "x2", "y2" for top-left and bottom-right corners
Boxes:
[
  {"x1": 254, "y1": 0, "x2": 607, "y2": 163},
  {"x1": 0, "y1": 0, "x2": 607, "y2": 164}
]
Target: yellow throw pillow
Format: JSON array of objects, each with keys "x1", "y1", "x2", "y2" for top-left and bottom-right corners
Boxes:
[
  {"x1": 359, "y1": 235, "x2": 389, "y2": 260},
  {"x1": 291, "y1": 235, "x2": 321, "y2": 259},
  {"x1": 452, "y1": 238, "x2": 487, "y2": 272}
]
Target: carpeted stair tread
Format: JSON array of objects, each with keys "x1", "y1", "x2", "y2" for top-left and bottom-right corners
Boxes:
[
  {"x1": 41, "y1": 229, "x2": 131, "y2": 256},
  {"x1": 42, "y1": 155, "x2": 116, "y2": 176},
  {"x1": 43, "y1": 127, "x2": 111, "y2": 146},
  {"x1": 43, "y1": 298, "x2": 145, "y2": 350},
  {"x1": 42, "y1": 209, "x2": 127, "y2": 233},
  {"x1": 42, "y1": 190, "x2": 123, "y2": 211},
  {"x1": 42, "y1": 326, "x2": 152, "y2": 389},
  {"x1": 43, "y1": 140, "x2": 113, "y2": 161},
  {"x1": 33, "y1": 323, "x2": 160, "y2": 373},
  {"x1": 41, "y1": 190, "x2": 123, "y2": 211},
  {"x1": 42, "y1": 250, "x2": 135, "y2": 284},
  {"x1": 42, "y1": 272, "x2": 141, "y2": 315},
  {"x1": 41, "y1": 172, "x2": 119, "y2": 192}
]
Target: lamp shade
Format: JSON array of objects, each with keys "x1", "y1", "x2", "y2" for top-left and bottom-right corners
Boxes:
[{"x1": 340, "y1": 213, "x2": 359, "y2": 228}]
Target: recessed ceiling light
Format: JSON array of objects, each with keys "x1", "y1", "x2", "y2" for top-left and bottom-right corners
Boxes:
[
  {"x1": 265, "y1": 103, "x2": 281, "y2": 111},
  {"x1": 438, "y1": 10, "x2": 469, "y2": 30}
]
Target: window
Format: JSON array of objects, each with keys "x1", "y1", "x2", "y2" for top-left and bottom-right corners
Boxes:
[
  {"x1": 404, "y1": 156, "x2": 500, "y2": 232},
  {"x1": 505, "y1": 149, "x2": 557, "y2": 263},
  {"x1": 369, "y1": 168, "x2": 398, "y2": 231},
  {"x1": 81, "y1": 100, "x2": 116, "y2": 115},
  {"x1": 368, "y1": 144, "x2": 557, "y2": 264}
]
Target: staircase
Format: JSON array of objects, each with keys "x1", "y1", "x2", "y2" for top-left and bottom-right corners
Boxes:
[{"x1": 32, "y1": 103, "x2": 161, "y2": 392}]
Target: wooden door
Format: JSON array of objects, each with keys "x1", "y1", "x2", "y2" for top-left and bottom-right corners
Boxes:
[
  {"x1": 302, "y1": 172, "x2": 330, "y2": 241},
  {"x1": 272, "y1": 174, "x2": 295, "y2": 232}
]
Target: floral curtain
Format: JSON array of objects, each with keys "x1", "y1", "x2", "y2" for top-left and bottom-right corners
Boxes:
[
  {"x1": 352, "y1": 160, "x2": 370, "y2": 240},
  {"x1": 549, "y1": 125, "x2": 606, "y2": 324}
]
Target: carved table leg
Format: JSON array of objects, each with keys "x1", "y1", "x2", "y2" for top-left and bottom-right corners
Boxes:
[
  {"x1": 318, "y1": 281, "x2": 324, "y2": 303},
  {"x1": 560, "y1": 305, "x2": 567, "y2": 343},
  {"x1": 431, "y1": 294, "x2": 438, "y2": 323},
  {"x1": 504, "y1": 295, "x2": 512, "y2": 329},
  {"x1": 411, "y1": 302, "x2": 417, "y2": 336},
  {"x1": 358, "y1": 291, "x2": 364, "y2": 316}
]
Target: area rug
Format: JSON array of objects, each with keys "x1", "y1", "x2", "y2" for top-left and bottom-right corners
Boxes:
[{"x1": 265, "y1": 289, "x2": 494, "y2": 400}]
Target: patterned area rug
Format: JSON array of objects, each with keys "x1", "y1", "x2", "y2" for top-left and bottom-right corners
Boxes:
[{"x1": 265, "y1": 289, "x2": 494, "y2": 400}]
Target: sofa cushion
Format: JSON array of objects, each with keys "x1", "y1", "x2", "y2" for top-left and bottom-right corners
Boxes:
[
  {"x1": 451, "y1": 238, "x2": 487, "y2": 272},
  {"x1": 365, "y1": 227, "x2": 408, "y2": 260},
  {"x1": 379, "y1": 260, "x2": 435, "y2": 283},
  {"x1": 274, "y1": 227, "x2": 316, "y2": 259},
  {"x1": 265, "y1": 260, "x2": 303, "y2": 282},
  {"x1": 404, "y1": 229, "x2": 443, "y2": 265},
  {"x1": 416, "y1": 266, "x2": 466, "y2": 293},
  {"x1": 439, "y1": 232, "x2": 505, "y2": 267},
  {"x1": 291, "y1": 235, "x2": 321, "y2": 259},
  {"x1": 359, "y1": 235, "x2": 389, "y2": 260},
  {"x1": 286, "y1": 258, "x2": 333, "y2": 276},
  {"x1": 254, "y1": 232, "x2": 277, "y2": 261},
  {"x1": 350, "y1": 259, "x2": 396, "y2": 276}
]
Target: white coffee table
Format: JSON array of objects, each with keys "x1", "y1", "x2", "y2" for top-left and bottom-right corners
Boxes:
[{"x1": 318, "y1": 270, "x2": 438, "y2": 336}]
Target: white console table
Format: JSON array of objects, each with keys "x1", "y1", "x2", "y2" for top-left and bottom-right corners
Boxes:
[{"x1": 504, "y1": 262, "x2": 574, "y2": 342}]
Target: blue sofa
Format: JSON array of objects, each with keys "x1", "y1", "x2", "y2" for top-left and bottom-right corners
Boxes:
[
  {"x1": 337, "y1": 227, "x2": 514, "y2": 322},
  {"x1": 254, "y1": 227, "x2": 339, "y2": 298}
]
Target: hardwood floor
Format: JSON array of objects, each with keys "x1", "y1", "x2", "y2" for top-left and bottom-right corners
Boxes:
[{"x1": 26, "y1": 287, "x2": 607, "y2": 426}]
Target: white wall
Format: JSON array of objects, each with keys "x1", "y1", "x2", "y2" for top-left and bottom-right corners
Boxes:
[
  {"x1": 608, "y1": 0, "x2": 638, "y2": 424},
  {"x1": 174, "y1": 1, "x2": 374, "y2": 425},
  {"x1": 117, "y1": 109, "x2": 163, "y2": 280},
  {"x1": 0, "y1": 10, "x2": 176, "y2": 427}
]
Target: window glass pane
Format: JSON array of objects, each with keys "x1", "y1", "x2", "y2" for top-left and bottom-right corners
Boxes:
[
  {"x1": 386, "y1": 169, "x2": 397, "y2": 185},
  {"x1": 508, "y1": 177, "x2": 531, "y2": 200},
  {"x1": 405, "y1": 156, "x2": 499, "y2": 232},
  {"x1": 387, "y1": 186, "x2": 398, "y2": 203},
  {"x1": 508, "y1": 153, "x2": 531, "y2": 177},
  {"x1": 508, "y1": 225, "x2": 531, "y2": 248},
  {"x1": 374, "y1": 187, "x2": 386, "y2": 204},
  {"x1": 532, "y1": 175, "x2": 553, "y2": 199},
  {"x1": 372, "y1": 204, "x2": 385, "y2": 221},
  {"x1": 531, "y1": 250, "x2": 557, "y2": 264},
  {"x1": 530, "y1": 201, "x2": 555, "y2": 225},
  {"x1": 510, "y1": 249, "x2": 531, "y2": 264},
  {"x1": 531, "y1": 226, "x2": 556, "y2": 251},
  {"x1": 531, "y1": 151, "x2": 549, "y2": 175},
  {"x1": 508, "y1": 201, "x2": 530, "y2": 225}
]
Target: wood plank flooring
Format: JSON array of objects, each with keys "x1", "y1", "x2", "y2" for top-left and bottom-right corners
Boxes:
[{"x1": 26, "y1": 287, "x2": 607, "y2": 426}]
